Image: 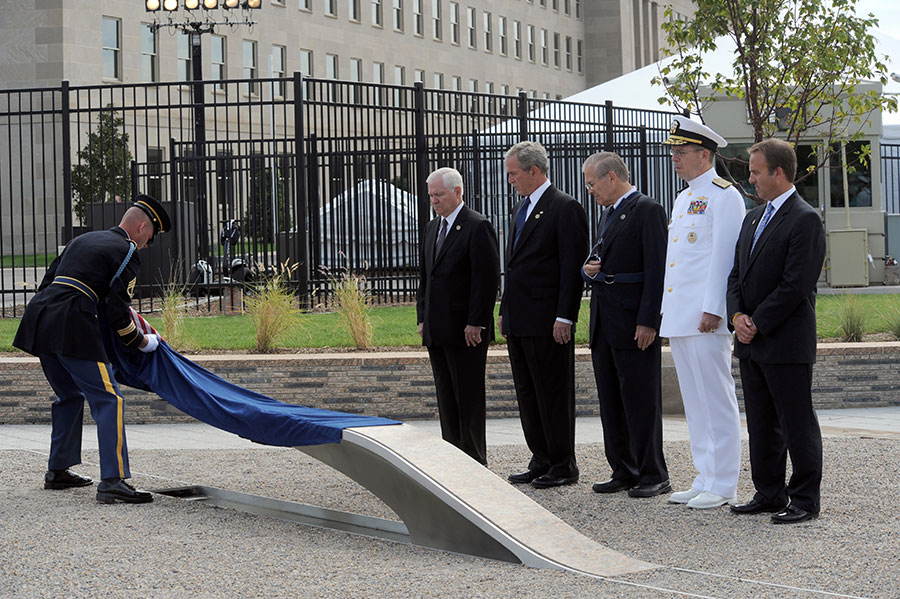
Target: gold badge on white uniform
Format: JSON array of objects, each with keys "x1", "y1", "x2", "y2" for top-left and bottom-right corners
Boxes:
[{"x1": 687, "y1": 232, "x2": 697, "y2": 243}]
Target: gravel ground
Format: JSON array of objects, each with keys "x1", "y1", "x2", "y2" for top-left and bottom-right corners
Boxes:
[{"x1": 2, "y1": 437, "x2": 898, "y2": 599}]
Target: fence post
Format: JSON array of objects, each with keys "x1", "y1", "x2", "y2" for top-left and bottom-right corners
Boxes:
[
  {"x1": 471, "y1": 129, "x2": 482, "y2": 214},
  {"x1": 414, "y1": 82, "x2": 429, "y2": 241},
  {"x1": 130, "y1": 159, "x2": 138, "y2": 199},
  {"x1": 604, "y1": 100, "x2": 615, "y2": 152},
  {"x1": 517, "y1": 91, "x2": 528, "y2": 141},
  {"x1": 639, "y1": 125, "x2": 649, "y2": 194},
  {"x1": 307, "y1": 134, "x2": 320, "y2": 274},
  {"x1": 292, "y1": 71, "x2": 310, "y2": 307},
  {"x1": 61, "y1": 80, "x2": 73, "y2": 243}
]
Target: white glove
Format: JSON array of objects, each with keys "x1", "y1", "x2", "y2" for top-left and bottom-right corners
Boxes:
[{"x1": 139, "y1": 333, "x2": 160, "y2": 353}]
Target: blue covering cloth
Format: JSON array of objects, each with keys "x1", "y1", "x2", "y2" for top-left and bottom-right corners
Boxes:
[{"x1": 100, "y1": 311, "x2": 399, "y2": 447}]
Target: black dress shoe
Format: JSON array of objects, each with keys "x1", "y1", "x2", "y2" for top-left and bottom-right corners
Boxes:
[
  {"x1": 771, "y1": 505, "x2": 819, "y2": 524},
  {"x1": 730, "y1": 497, "x2": 788, "y2": 515},
  {"x1": 627, "y1": 480, "x2": 672, "y2": 498},
  {"x1": 96, "y1": 479, "x2": 153, "y2": 504},
  {"x1": 531, "y1": 473, "x2": 579, "y2": 488},
  {"x1": 508, "y1": 469, "x2": 546, "y2": 484},
  {"x1": 44, "y1": 469, "x2": 93, "y2": 490},
  {"x1": 591, "y1": 478, "x2": 635, "y2": 494}
]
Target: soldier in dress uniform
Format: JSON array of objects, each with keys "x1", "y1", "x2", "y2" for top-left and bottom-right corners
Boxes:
[
  {"x1": 14, "y1": 195, "x2": 171, "y2": 504},
  {"x1": 660, "y1": 116, "x2": 746, "y2": 509}
]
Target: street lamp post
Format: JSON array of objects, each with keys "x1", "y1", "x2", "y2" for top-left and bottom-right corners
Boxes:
[{"x1": 145, "y1": 0, "x2": 260, "y2": 262}]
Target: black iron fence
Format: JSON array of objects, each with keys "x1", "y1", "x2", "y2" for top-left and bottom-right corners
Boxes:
[
  {"x1": 0, "y1": 75, "x2": 683, "y2": 315},
  {"x1": 883, "y1": 143, "x2": 900, "y2": 215}
]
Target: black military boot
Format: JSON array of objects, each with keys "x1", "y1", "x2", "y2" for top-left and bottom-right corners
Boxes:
[
  {"x1": 96, "y1": 478, "x2": 154, "y2": 504},
  {"x1": 44, "y1": 469, "x2": 93, "y2": 490}
]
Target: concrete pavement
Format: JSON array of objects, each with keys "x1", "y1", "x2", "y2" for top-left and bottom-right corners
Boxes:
[{"x1": 3, "y1": 406, "x2": 898, "y2": 452}]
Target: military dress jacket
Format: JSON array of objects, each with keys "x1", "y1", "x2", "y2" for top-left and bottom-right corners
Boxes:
[
  {"x1": 659, "y1": 169, "x2": 745, "y2": 338},
  {"x1": 14, "y1": 226, "x2": 146, "y2": 362}
]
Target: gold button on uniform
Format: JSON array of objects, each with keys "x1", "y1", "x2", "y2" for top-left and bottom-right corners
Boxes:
[
  {"x1": 668, "y1": 287, "x2": 673, "y2": 292},
  {"x1": 673, "y1": 237, "x2": 678, "y2": 242},
  {"x1": 670, "y1": 262, "x2": 675, "y2": 267}
]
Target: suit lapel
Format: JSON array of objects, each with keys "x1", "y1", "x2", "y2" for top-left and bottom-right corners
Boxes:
[
  {"x1": 599, "y1": 191, "x2": 639, "y2": 260},
  {"x1": 510, "y1": 187, "x2": 553, "y2": 258},
  {"x1": 424, "y1": 216, "x2": 438, "y2": 271},
  {"x1": 434, "y1": 206, "x2": 468, "y2": 265},
  {"x1": 746, "y1": 194, "x2": 798, "y2": 268}
]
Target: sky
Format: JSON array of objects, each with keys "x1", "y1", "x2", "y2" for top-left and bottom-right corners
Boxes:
[{"x1": 856, "y1": 0, "x2": 900, "y2": 30}]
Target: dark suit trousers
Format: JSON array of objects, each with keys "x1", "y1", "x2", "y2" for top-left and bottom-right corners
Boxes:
[
  {"x1": 507, "y1": 335, "x2": 578, "y2": 478},
  {"x1": 739, "y1": 359, "x2": 822, "y2": 513},
  {"x1": 427, "y1": 342, "x2": 489, "y2": 465},
  {"x1": 591, "y1": 337, "x2": 667, "y2": 485}
]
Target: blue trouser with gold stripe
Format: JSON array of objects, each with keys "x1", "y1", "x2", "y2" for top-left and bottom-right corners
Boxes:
[{"x1": 39, "y1": 354, "x2": 130, "y2": 480}]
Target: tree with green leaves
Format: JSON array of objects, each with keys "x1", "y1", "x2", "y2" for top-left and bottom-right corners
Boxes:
[
  {"x1": 655, "y1": 0, "x2": 897, "y2": 178},
  {"x1": 71, "y1": 107, "x2": 132, "y2": 222}
]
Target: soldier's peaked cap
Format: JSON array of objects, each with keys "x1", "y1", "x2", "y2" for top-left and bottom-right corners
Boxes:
[
  {"x1": 132, "y1": 194, "x2": 171, "y2": 235},
  {"x1": 663, "y1": 116, "x2": 728, "y2": 151}
]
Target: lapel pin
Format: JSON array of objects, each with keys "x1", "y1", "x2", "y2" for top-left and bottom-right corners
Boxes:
[
  {"x1": 535, "y1": 212, "x2": 543, "y2": 220},
  {"x1": 455, "y1": 225, "x2": 461, "y2": 230}
]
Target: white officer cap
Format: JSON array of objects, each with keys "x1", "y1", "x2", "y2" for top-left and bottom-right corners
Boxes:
[{"x1": 663, "y1": 116, "x2": 728, "y2": 151}]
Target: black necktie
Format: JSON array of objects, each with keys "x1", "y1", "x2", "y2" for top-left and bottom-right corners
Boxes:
[
  {"x1": 513, "y1": 197, "x2": 531, "y2": 248},
  {"x1": 434, "y1": 219, "x2": 448, "y2": 258}
]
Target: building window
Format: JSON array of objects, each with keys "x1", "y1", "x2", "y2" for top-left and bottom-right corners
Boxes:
[
  {"x1": 299, "y1": 0, "x2": 311, "y2": 10},
  {"x1": 373, "y1": 61, "x2": 385, "y2": 104},
  {"x1": 577, "y1": 39, "x2": 583, "y2": 73},
  {"x1": 513, "y1": 20, "x2": 521, "y2": 59},
  {"x1": 393, "y1": 0, "x2": 403, "y2": 30},
  {"x1": 575, "y1": 0, "x2": 581, "y2": 18},
  {"x1": 327, "y1": 54, "x2": 339, "y2": 78},
  {"x1": 540, "y1": 28, "x2": 548, "y2": 65},
  {"x1": 102, "y1": 17, "x2": 121, "y2": 80},
  {"x1": 243, "y1": 40, "x2": 258, "y2": 95},
  {"x1": 450, "y1": 2, "x2": 459, "y2": 44},
  {"x1": 349, "y1": 0, "x2": 360, "y2": 21},
  {"x1": 565, "y1": 35, "x2": 572, "y2": 70},
  {"x1": 432, "y1": 0, "x2": 442, "y2": 40},
  {"x1": 326, "y1": 53, "x2": 339, "y2": 100},
  {"x1": 553, "y1": 32, "x2": 560, "y2": 67},
  {"x1": 300, "y1": 49, "x2": 314, "y2": 77},
  {"x1": 469, "y1": 78, "x2": 477, "y2": 92},
  {"x1": 299, "y1": 49, "x2": 313, "y2": 98},
  {"x1": 372, "y1": 0, "x2": 383, "y2": 26},
  {"x1": 140, "y1": 23, "x2": 158, "y2": 83},
  {"x1": 414, "y1": 68, "x2": 425, "y2": 83},
  {"x1": 413, "y1": 0, "x2": 423, "y2": 35},
  {"x1": 177, "y1": 31, "x2": 192, "y2": 81},
  {"x1": 564, "y1": 0, "x2": 570, "y2": 16},
  {"x1": 483, "y1": 12, "x2": 492, "y2": 52},
  {"x1": 433, "y1": 72, "x2": 443, "y2": 89},
  {"x1": 485, "y1": 81, "x2": 493, "y2": 94},
  {"x1": 527, "y1": 25, "x2": 535, "y2": 62},
  {"x1": 325, "y1": 0, "x2": 337, "y2": 16},
  {"x1": 498, "y1": 16, "x2": 507, "y2": 55},
  {"x1": 466, "y1": 6, "x2": 476, "y2": 49},
  {"x1": 147, "y1": 147, "x2": 165, "y2": 202},
  {"x1": 394, "y1": 65, "x2": 406, "y2": 106},
  {"x1": 350, "y1": 57, "x2": 363, "y2": 104},
  {"x1": 552, "y1": 0, "x2": 558, "y2": 10},
  {"x1": 210, "y1": 34, "x2": 226, "y2": 90},
  {"x1": 272, "y1": 44, "x2": 286, "y2": 98}
]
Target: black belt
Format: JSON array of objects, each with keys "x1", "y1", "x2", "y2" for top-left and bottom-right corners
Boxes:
[{"x1": 593, "y1": 272, "x2": 643, "y2": 284}]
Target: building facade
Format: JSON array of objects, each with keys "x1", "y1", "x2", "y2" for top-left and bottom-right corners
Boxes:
[{"x1": 1, "y1": 0, "x2": 693, "y2": 97}]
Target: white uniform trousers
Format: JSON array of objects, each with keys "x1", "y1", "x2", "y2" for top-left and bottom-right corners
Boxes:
[{"x1": 670, "y1": 334, "x2": 741, "y2": 498}]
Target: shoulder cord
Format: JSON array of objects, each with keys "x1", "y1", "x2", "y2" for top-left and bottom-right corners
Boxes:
[{"x1": 109, "y1": 241, "x2": 137, "y2": 288}]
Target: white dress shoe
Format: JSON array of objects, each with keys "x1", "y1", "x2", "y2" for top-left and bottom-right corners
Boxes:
[
  {"x1": 687, "y1": 491, "x2": 736, "y2": 509},
  {"x1": 668, "y1": 488, "x2": 702, "y2": 504}
]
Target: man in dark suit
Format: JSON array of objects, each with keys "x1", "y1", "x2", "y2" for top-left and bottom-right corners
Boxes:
[
  {"x1": 581, "y1": 152, "x2": 670, "y2": 498},
  {"x1": 727, "y1": 138, "x2": 826, "y2": 524},
  {"x1": 417, "y1": 167, "x2": 500, "y2": 465},
  {"x1": 14, "y1": 195, "x2": 170, "y2": 504},
  {"x1": 500, "y1": 141, "x2": 589, "y2": 489}
]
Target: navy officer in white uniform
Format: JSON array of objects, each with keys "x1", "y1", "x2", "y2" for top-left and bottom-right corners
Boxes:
[{"x1": 660, "y1": 116, "x2": 746, "y2": 509}]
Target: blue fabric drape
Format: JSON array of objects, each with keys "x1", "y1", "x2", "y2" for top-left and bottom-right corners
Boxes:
[{"x1": 100, "y1": 311, "x2": 399, "y2": 447}]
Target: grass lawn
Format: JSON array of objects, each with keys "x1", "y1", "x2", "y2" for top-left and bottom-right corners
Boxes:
[{"x1": 0, "y1": 294, "x2": 897, "y2": 353}]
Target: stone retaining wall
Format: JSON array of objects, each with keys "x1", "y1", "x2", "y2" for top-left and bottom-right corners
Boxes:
[{"x1": 1, "y1": 343, "x2": 898, "y2": 425}]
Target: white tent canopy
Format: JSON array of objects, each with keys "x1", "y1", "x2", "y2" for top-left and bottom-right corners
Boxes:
[{"x1": 563, "y1": 28, "x2": 900, "y2": 128}]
